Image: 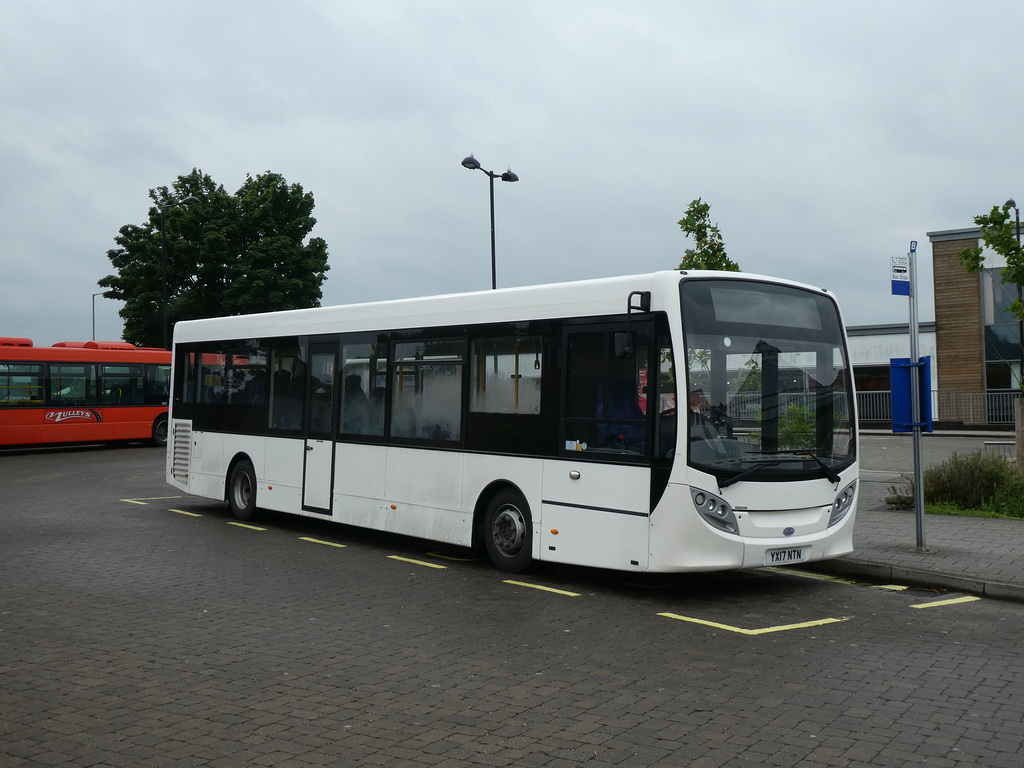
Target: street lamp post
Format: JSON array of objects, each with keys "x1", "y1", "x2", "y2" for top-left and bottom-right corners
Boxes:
[
  {"x1": 159, "y1": 195, "x2": 199, "y2": 349},
  {"x1": 1006, "y1": 199, "x2": 1022, "y2": 373},
  {"x1": 461, "y1": 155, "x2": 518, "y2": 290},
  {"x1": 1007, "y1": 198, "x2": 1023, "y2": 471}
]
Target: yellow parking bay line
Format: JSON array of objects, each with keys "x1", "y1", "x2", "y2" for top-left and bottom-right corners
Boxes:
[
  {"x1": 227, "y1": 522, "x2": 266, "y2": 531},
  {"x1": 504, "y1": 580, "x2": 581, "y2": 597},
  {"x1": 763, "y1": 567, "x2": 908, "y2": 591},
  {"x1": 169, "y1": 509, "x2": 202, "y2": 517},
  {"x1": 299, "y1": 537, "x2": 347, "y2": 548},
  {"x1": 910, "y1": 595, "x2": 981, "y2": 609},
  {"x1": 658, "y1": 612, "x2": 851, "y2": 635},
  {"x1": 121, "y1": 496, "x2": 182, "y2": 505},
  {"x1": 387, "y1": 555, "x2": 447, "y2": 569}
]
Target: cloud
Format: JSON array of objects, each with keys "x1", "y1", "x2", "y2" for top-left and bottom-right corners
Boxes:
[{"x1": 1, "y1": 0, "x2": 1022, "y2": 345}]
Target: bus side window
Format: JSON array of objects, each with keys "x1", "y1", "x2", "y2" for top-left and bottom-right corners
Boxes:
[
  {"x1": 654, "y1": 338, "x2": 677, "y2": 459},
  {"x1": 267, "y1": 343, "x2": 305, "y2": 432},
  {"x1": 470, "y1": 336, "x2": 543, "y2": 415},
  {"x1": 50, "y1": 364, "x2": 96, "y2": 406},
  {"x1": 340, "y1": 341, "x2": 386, "y2": 437},
  {"x1": 146, "y1": 364, "x2": 171, "y2": 405},
  {"x1": 101, "y1": 365, "x2": 145, "y2": 406},
  {"x1": 564, "y1": 329, "x2": 648, "y2": 456},
  {"x1": 0, "y1": 363, "x2": 45, "y2": 406},
  {"x1": 307, "y1": 352, "x2": 335, "y2": 437},
  {"x1": 389, "y1": 339, "x2": 464, "y2": 443}
]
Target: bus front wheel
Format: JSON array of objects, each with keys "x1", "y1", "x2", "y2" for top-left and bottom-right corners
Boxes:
[
  {"x1": 483, "y1": 489, "x2": 533, "y2": 573},
  {"x1": 228, "y1": 460, "x2": 258, "y2": 521}
]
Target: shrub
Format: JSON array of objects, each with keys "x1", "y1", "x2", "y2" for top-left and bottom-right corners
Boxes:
[
  {"x1": 885, "y1": 479, "x2": 915, "y2": 510},
  {"x1": 925, "y1": 450, "x2": 1015, "y2": 508},
  {"x1": 886, "y1": 450, "x2": 1024, "y2": 519}
]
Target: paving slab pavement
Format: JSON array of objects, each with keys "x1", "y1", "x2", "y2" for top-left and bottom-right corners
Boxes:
[{"x1": 807, "y1": 431, "x2": 1024, "y2": 602}]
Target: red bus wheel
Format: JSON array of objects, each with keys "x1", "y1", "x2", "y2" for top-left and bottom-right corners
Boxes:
[{"x1": 151, "y1": 415, "x2": 168, "y2": 446}]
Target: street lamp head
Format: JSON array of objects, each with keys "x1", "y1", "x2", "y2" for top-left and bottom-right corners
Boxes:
[
  {"x1": 160, "y1": 194, "x2": 200, "y2": 211},
  {"x1": 1006, "y1": 198, "x2": 1018, "y2": 210},
  {"x1": 500, "y1": 169, "x2": 519, "y2": 183},
  {"x1": 461, "y1": 155, "x2": 481, "y2": 171}
]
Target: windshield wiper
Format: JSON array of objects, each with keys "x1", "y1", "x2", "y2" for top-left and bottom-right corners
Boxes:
[
  {"x1": 718, "y1": 460, "x2": 781, "y2": 488},
  {"x1": 753, "y1": 450, "x2": 842, "y2": 485},
  {"x1": 795, "y1": 452, "x2": 841, "y2": 484}
]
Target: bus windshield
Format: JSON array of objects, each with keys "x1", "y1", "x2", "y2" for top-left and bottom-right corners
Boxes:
[{"x1": 680, "y1": 278, "x2": 855, "y2": 484}]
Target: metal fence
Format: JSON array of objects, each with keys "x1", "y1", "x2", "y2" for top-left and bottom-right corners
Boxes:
[
  {"x1": 711, "y1": 392, "x2": 852, "y2": 423},
  {"x1": 856, "y1": 391, "x2": 892, "y2": 422},
  {"x1": 699, "y1": 389, "x2": 1019, "y2": 426},
  {"x1": 857, "y1": 389, "x2": 1022, "y2": 426}
]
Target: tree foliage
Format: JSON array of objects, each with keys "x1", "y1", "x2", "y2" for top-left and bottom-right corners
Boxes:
[
  {"x1": 959, "y1": 200, "x2": 1024, "y2": 469},
  {"x1": 99, "y1": 169, "x2": 330, "y2": 348},
  {"x1": 677, "y1": 197, "x2": 740, "y2": 272},
  {"x1": 959, "y1": 202, "x2": 1024, "y2": 324}
]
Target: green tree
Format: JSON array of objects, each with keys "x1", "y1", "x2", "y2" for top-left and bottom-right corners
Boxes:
[
  {"x1": 677, "y1": 197, "x2": 740, "y2": 272},
  {"x1": 959, "y1": 202, "x2": 1024, "y2": 327},
  {"x1": 959, "y1": 200, "x2": 1024, "y2": 468},
  {"x1": 99, "y1": 169, "x2": 330, "y2": 348}
]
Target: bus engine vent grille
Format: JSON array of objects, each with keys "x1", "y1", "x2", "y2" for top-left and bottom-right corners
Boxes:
[{"x1": 171, "y1": 423, "x2": 191, "y2": 482}]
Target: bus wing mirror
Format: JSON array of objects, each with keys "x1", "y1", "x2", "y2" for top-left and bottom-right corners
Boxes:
[
  {"x1": 629, "y1": 291, "x2": 652, "y2": 313},
  {"x1": 617, "y1": 290, "x2": 651, "y2": 359}
]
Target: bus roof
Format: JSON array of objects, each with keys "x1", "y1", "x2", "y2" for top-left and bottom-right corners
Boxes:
[
  {"x1": 0, "y1": 337, "x2": 34, "y2": 348},
  {"x1": 0, "y1": 339, "x2": 170, "y2": 364},
  {"x1": 173, "y1": 270, "x2": 837, "y2": 345},
  {"x1": 52, "y1": 340, "x2": 165, "y2": 351}
]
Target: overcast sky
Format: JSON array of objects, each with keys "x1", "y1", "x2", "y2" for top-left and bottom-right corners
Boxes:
[{"x1": 2, "y1": 1, "x2": 1021, "y2": 346}]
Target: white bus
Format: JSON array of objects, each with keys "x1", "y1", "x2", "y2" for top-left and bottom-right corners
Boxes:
[{"x1": 167, "y1": 271, "x2": 858, "y2": 573}]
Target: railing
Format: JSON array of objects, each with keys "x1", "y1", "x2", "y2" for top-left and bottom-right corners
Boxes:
[
  {"x1": 857, "y1": 389, "x2": 1022, "y2": 426},
  {"x1": 700, "y1": 389, "x2": 1019, "y2": 426},
  {"x1": 716, "y1": 392, "x2": 851, "y2": 422},
  {"x1": 936, "y1": 389, "x2": 1021, "y2": 425},
  {"x1": 857, "y1": 390, "x2": 892, "y2": 422}
]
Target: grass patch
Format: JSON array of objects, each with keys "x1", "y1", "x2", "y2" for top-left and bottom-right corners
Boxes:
[{"x1": 885, "y1": 450, "x2": 1024, "y2": 519}]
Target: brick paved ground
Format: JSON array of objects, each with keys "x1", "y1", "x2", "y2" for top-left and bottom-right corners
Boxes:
[{"x1": 2, "y1": 445, "x2": 1023, "y2": 767}]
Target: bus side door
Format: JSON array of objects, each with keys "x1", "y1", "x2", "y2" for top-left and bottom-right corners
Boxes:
[
  {"x1": 541, "y1": 324, "x2": 653, "y2": 571},
  {"x1": 302, "y1": 344, "x2": 337, "y2": 514}
]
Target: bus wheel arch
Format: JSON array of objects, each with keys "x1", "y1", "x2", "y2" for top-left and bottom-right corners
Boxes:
[
  {"x1": 476, "y1": 483, "x2": 533, "y2": 573},
  {"x1": 226, "y1": 454, "x2": 259, "y2": 521}
]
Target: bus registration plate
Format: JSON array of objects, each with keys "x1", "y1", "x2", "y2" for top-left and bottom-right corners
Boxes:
[{"x1": 766, "y1": 547, "x2": 806, "y2": 565}]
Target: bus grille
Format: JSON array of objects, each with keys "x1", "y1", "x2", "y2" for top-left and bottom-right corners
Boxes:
[{"x1": 171, "y1": 422, "x2": 191, "y2": 483}]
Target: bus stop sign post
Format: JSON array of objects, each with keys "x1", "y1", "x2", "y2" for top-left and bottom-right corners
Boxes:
[
  {"x1": 890, "y1": 253, "x2": 910, "y2": 296},
  {"x1": 891, "y1": 241, "x2": 929, "y2": 551}
]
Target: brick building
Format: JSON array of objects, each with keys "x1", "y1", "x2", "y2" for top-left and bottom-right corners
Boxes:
[{"x1": 927, "y1": 226, "x2": 1020, "y2": 425}]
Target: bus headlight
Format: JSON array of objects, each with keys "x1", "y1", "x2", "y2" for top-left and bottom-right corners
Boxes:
[
  {"x1": 829, "y1": 480, "x2": 857, "y2": 528},
  {"x1": 691, "y1": 487, "x2": 739, "y2": 535}
]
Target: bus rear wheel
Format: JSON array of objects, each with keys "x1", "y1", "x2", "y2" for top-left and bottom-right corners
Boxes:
[
  {"x1": 228, "y1": 459, "x2": 258, "y2": 521},
  {"x1": 483, "y1": 489, "x2": 532, "y2": 573},
  {"x1": 150, "y1": 414, "x2": 168, "y2": 446}
]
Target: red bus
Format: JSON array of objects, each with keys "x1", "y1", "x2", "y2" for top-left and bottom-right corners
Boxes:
[{"x1": 0, "y1": 338, "x2": 171, "y2": 448}]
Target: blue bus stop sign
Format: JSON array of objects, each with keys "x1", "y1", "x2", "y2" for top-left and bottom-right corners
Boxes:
[{"x1": 890, "y1": 356, "x2": 932, "y2": 433}]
